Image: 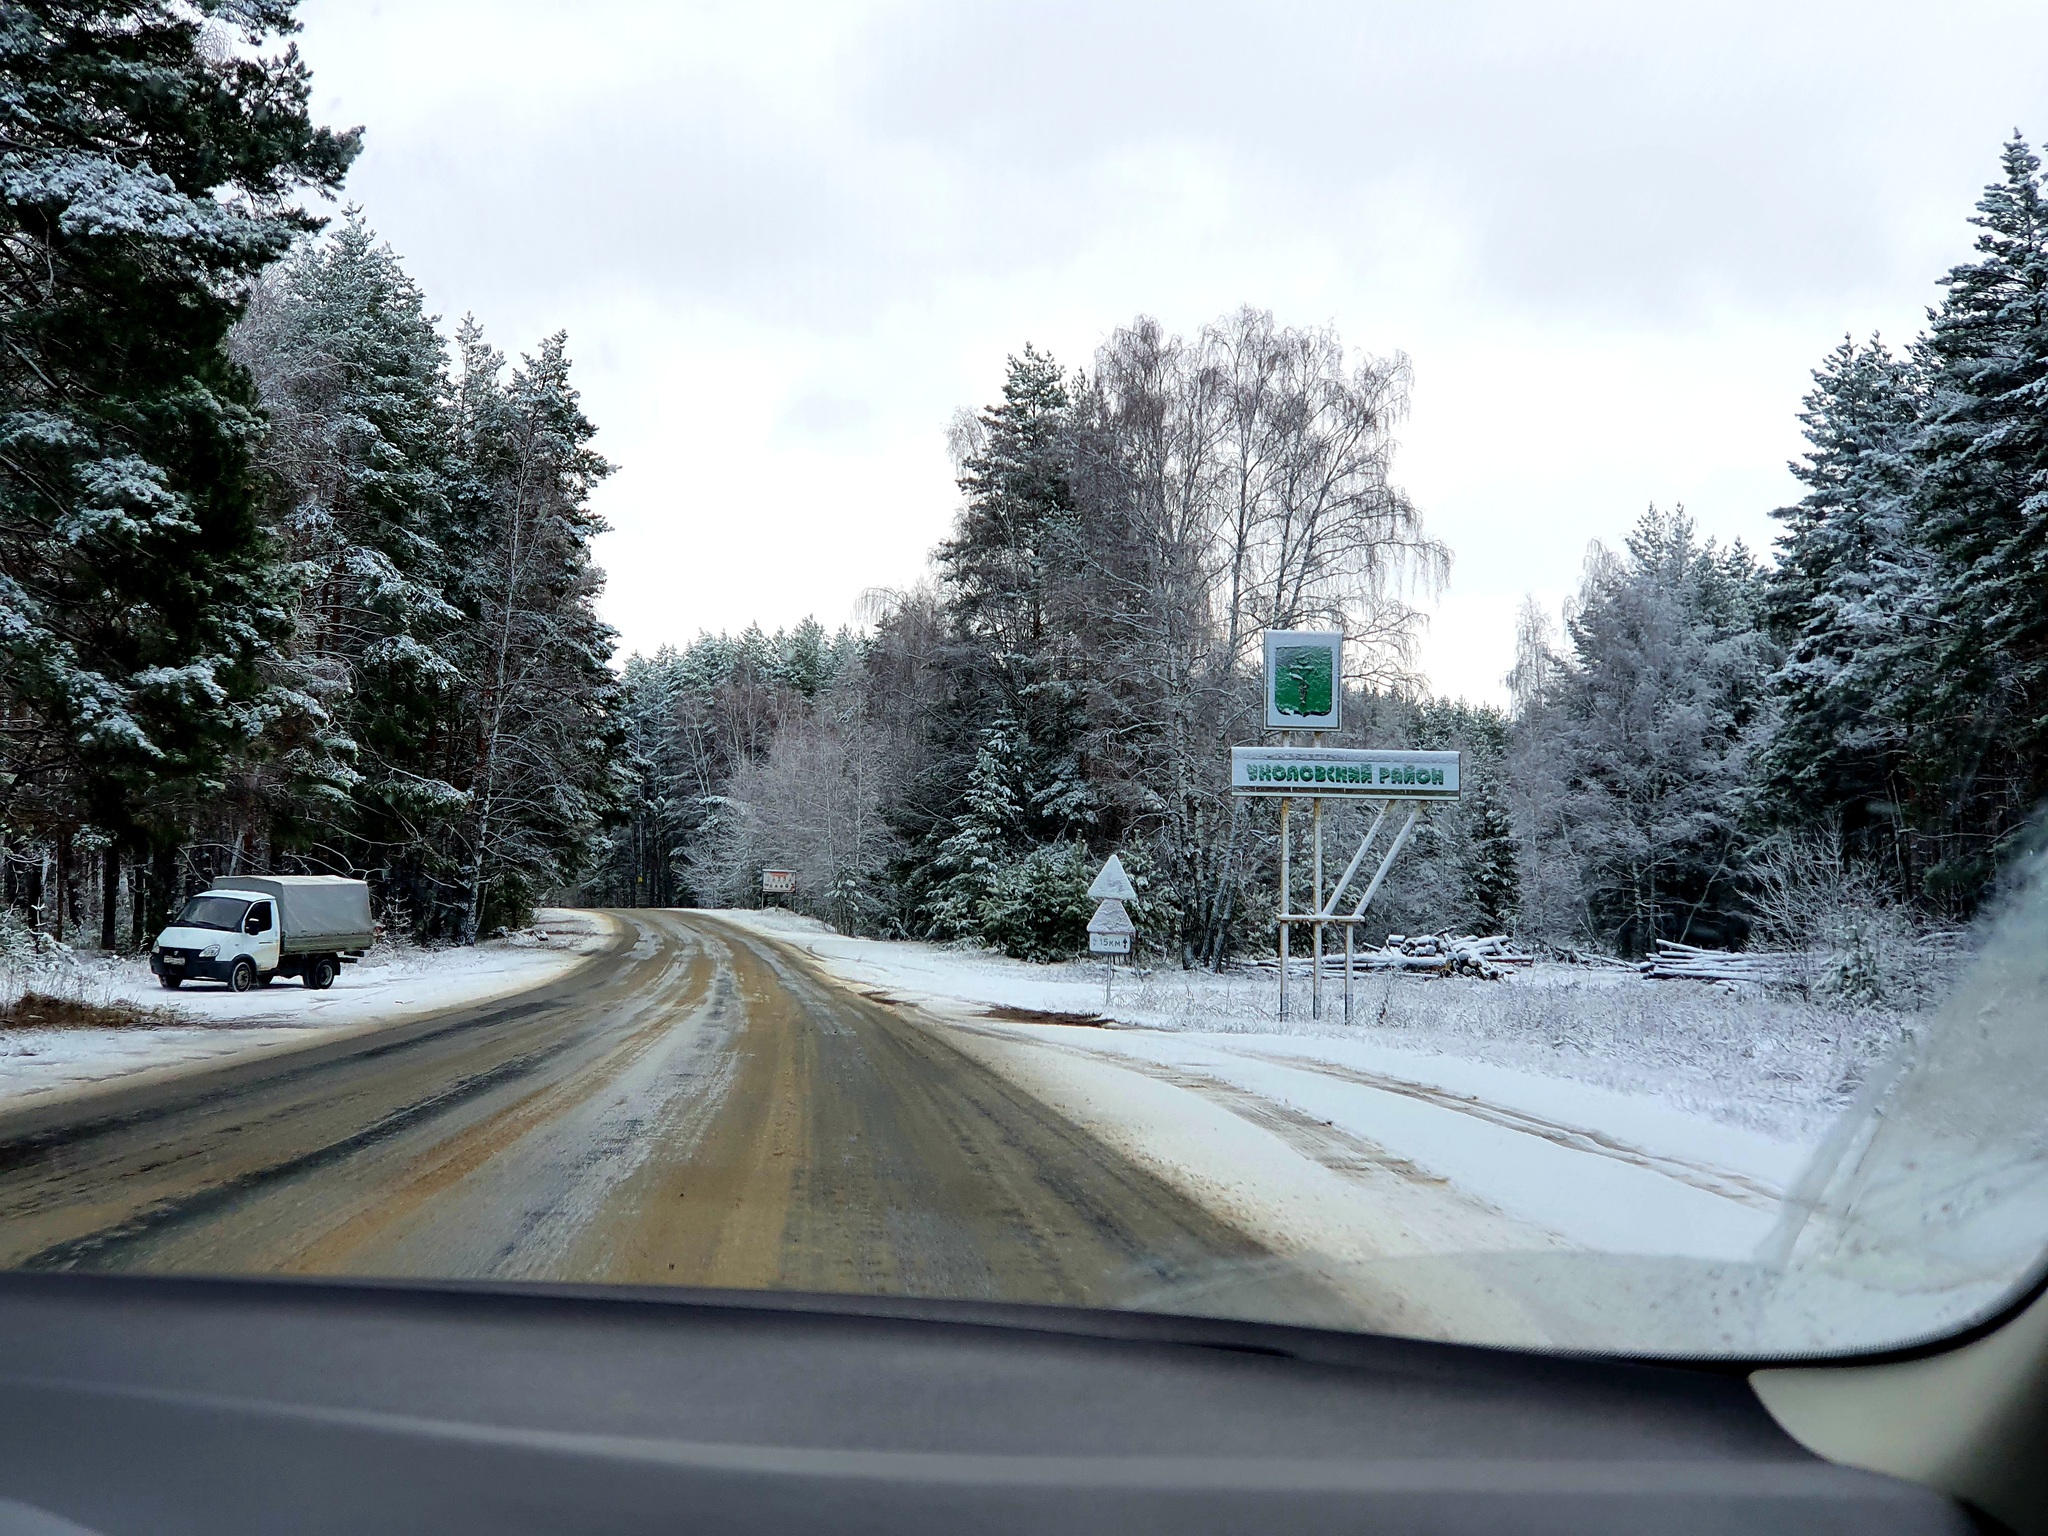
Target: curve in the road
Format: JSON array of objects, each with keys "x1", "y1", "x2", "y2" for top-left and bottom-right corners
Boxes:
[{"x1": 0, "y1": 913, "x2": 1335, "y2": 1322}]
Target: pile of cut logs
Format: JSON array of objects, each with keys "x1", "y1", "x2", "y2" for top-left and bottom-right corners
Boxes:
[
  {"x1": 1375, "y1": 934, "x2": 1535, "y2": 977},
  {"x1": 1252, "y1": 933, "x2": 1535, "y2": 981},
  {"x1": 1639, "y1": 940, "x2": 1801, "y2": 985}
]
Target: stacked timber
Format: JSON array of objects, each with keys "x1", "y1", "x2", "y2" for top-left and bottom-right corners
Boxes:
[
  {"x1": 1640, "y1": 940, "x2": 1800, "y2": 985},
  {"x1": 1248, "y1": 933, "x2": 1533, "y2": 980},
  {"x1": 1541, "y1": 943, "x2": 1639, "y2": 970},
  {"x1": 1381, "y1": 934, "x2": 1534, "y2": 969}
]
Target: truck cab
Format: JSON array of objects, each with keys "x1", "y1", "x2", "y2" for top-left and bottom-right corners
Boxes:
[{"x1": 149, "y1": 893, "x2": 282, "y2": 992}]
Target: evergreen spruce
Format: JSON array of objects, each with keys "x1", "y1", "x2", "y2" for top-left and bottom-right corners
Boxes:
[
  {"x1": 232, "y1": 215, "x2": 464, "y2": 872},
  {"x1": 1911, "y1": 134, "x2": 2048, "y2": 896},
  {"x1": 1419, "y1": 703, "x2": 1519, "y2": 936},
  {"x1": 926, "y1": 715, "x2": 1029, "y2": 939},
  {"x1": 443, "y1": 328, "x2": 625, "y2": 939},
  {"x1": 0, "y1": 0, "x2": 356, "y2": 916},
  {"x1": 1512, "y1": 509, "x2": 1774, "y2": 952},
  {"x1": 936, "y1": 347, "x2": 1077, "y2": 656},
  {"x1": 1761, "y1": 336, "x2": 1931, "y2": 890}
]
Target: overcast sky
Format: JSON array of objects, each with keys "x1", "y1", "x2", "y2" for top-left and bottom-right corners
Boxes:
[{"x1": 295, "y1": 0, "x2": 2048, "y2": 702}]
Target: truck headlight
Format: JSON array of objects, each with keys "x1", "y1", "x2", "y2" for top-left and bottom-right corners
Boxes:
[{"x1": 199, "y1": 944, "x2": 220, "y2": 959}]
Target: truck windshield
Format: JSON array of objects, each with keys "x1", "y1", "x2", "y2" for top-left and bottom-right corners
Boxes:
[{"x1": 173, "y1": 896, "x2": 251, "y2": 934}]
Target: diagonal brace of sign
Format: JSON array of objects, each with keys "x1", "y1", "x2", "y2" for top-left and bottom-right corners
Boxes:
[
  {"x1": 1351, "y1": 804, "x2": 1422, "y2": 918},
  {"x1": 1318, "y1": 802, "x2": 1390, "y2": 917}
]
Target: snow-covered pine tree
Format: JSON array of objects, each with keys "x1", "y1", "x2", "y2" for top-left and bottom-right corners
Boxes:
[
  {"x1": 1760, "y1": 335, "x2": 1933, "y2": 894},
  {"x1": 916, "y1": 350, "x2": 1100, "y2": 938},
  {"x1": 924, "y1": 714, "x2": 1029, "y2": 939},
  {"x1": 590, "y1": 650, "x2": 694, "y2": 907},
  {"x1": 1910, "y1": 134, "x2": 2048, "y2": 900},
  {"x1": 0, "y1": 0, "x2": 356, "y2": 929},
  {"x1": 772, "y1": 617, "x2": 835, "y2": 697},
  {"x1": 937, "y1": 346, "x2": 1077, "y2": 658},
  {"x1": 1511, "y1": 508, "x2": 1775, "y2": 953},
  {"x1": 1412, "y1": 700, "x2": 1518, "y2": 936},
  {"x1": 934, "y1": 351, "x2": 1092, "y2": 788},
  {"x1": 230, "y1": 214, "x2": 466, "y2": 884}
]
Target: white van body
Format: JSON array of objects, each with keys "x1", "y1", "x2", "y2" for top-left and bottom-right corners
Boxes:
[{"x1": 150, "y1": 876, "x2": 374, "y2": 993}]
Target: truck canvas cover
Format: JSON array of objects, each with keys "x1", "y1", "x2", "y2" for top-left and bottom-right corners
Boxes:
[{"x1": 209, "y1": 876, "x2": 374, "y2": 952}]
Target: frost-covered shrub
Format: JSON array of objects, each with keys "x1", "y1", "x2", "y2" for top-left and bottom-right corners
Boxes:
[
  {"x1": 1748, "y1": 829, "x2": 1930, "y2": 1004},
  {"x1": 975, "y1": 841, "x2": 1095, "y2": 961},
  {"x1": 0, "y1": 909, "x2": 65, "y2": 965},
  {"x1": 0, "y1": 909, "x2": 37, "y2": 964}
]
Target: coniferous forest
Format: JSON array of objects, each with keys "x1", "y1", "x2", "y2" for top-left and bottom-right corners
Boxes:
[
  {"x1": 7, "y1": 4, "x2": 2048, "y2": 964},
  {"x1": 1, "y1": 3, "x2": 618, "y2": 946}
]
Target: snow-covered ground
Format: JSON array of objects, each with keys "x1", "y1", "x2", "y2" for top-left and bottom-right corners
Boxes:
[
  {"x1": 715, "y1": 908, "x2": 1906, "y2": 1136},
  {"x1": 0, "y1": 910, "x2": 614, "y2": 1112},
  {"x1": 714, "y1": 909, "x2": 1946, "y2": 1350}
]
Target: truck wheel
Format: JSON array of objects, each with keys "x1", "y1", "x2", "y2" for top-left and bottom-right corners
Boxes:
[
  {"x1": 158, "y1": 976, "x2": 182, "y2": 990},
  {"x1": 307, "y1": 956, "x2": 337, "y2": 991},
  {"x1": 229, "y1": 959, "x2": 257, "y2": 993}
]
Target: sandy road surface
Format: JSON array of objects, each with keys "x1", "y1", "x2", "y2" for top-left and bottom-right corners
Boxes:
[{"x1": 0, "y1": 912, "x2": 1338, "y2": 1319}]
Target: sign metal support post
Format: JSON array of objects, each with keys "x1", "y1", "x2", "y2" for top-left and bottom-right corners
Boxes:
[
  {"x1": 1311, "y1": 795, "x2": 1325, "y2": 1020},
  {"x1": 1353, "y1": 803, "x2": 1422, "y2": 920},
  {"x1": 1277, "y1": 797, "x2": 1291, "y2": 1020},
  {"x1": 1344, "y1": 917, "x2": 1355, "y2": 1023}
]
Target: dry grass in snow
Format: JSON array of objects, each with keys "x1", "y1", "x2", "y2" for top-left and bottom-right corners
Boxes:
[
  {"x1": 0, "y1": 990, "x2": 179, "y2": 1031},
  {"x1": 1110, "y1": 965, "x2": 1920, "y2": 1140}
]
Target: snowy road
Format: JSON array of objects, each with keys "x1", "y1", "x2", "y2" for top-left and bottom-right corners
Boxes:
[{"x1": 0, "y1": 913, "x2": 1342, "y2": 1323}]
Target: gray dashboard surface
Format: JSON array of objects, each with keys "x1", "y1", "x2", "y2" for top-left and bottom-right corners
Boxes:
[{"x1": 0, "y1": 1274, "x2": 1972, "y2": 1534}]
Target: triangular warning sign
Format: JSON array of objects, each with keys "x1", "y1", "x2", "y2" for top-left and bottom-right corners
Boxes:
[
  {"x1": 1087, "y1": 898, "x2": 1136, "y2": 936},
  {"x1": 1087, "y1": 853, "x2": 1136, "y2": 902}
]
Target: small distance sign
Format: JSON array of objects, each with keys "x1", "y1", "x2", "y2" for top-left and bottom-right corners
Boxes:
[
  {"x1": 1088, "y1": 896, "x2": 1136, "y2": 960},
  {"x1": 760, "y1": 868, "x2": 797, "y2": 894}
]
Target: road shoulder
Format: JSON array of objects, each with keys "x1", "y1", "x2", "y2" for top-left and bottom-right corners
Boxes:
[
  {"x1": 0, "y1": 910, "x2": 623, "y2": 1122},
  {"x1": 704, "y1": 909, "x2": 1813, "y2": 1349}
]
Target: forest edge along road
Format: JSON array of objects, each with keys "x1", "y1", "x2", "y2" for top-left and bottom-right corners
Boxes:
[{"x1": 0, "y1": 911, "x2": 1347, "y2": 1326}]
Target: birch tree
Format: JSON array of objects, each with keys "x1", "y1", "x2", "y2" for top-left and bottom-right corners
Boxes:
[
  {"x1": 444, "y1": 326, "x2": 622, "y2": 939},
  {"x1": 1073, "y1": 309, "x2": 1446, "y2": 964}
]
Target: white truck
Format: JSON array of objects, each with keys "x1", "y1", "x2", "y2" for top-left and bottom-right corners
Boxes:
[{"x1": 149, "y1": 876, "x2": 375, "y2": 994}]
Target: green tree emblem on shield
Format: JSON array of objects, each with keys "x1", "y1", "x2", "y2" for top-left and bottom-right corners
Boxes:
[{"x1": 1273, "y1": 646, "x2": 1334, "y2": 717}]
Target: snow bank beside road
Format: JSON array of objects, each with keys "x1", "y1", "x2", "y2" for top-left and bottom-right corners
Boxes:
[
  {"x1": 0, "y1": 910, "x2": 613, "y2": 1111},
  {"x1": 712, "y1": 908, "x2": 1900, "y2": 1348},
  {"x1": 713, "y1": 908, "x2": 1903, "y2": 1139},
  {"x1": 720, "y1": 908, "x2": 1808, "y2": 1234}
]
